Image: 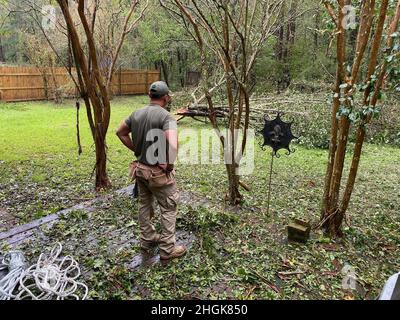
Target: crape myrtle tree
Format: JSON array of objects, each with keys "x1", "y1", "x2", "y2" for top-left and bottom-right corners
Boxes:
[
  {"x1": 160, "y1": 0, "x2": 305, "y2": 205},
  {"x1": 24, "y1": 34, "x2": 65, "y2": 103},
  {"x1": 14, "y1": 0, "x2": 148, "y2": 190},
  {"x1": 56, "y1": 0, "x2": 148, "y2": 190},
  {"x1": 0, "y1": 0, "x2": 8, "y2": 62},
  {"x1": 320, "y1": 0, "x2": 400, "y2": 237}
]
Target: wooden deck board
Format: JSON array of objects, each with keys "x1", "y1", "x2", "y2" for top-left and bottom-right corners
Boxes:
[{"x1": 0, "y1": 185, "x2": 135, "y2": 246}]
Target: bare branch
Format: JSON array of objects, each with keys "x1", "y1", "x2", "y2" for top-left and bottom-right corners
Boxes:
[{"x1": 106, "y1": 0, "x2": 148, "y2": 88}]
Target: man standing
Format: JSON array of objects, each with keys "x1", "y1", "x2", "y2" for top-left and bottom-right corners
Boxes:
[{"x1": 116, "y1": 81, "x2": 187, "y2": 260}]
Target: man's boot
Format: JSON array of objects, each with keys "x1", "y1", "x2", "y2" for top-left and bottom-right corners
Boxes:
[
  {"x1": 160, "y1": 245, "x2": 187, "y2": 260},
  {"x1": 141, "y1": 234, "x2": 161, "y2": 252}
]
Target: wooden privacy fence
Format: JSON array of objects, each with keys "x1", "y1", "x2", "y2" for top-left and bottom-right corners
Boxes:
[{"x1": 0, "y1": 66, "x2": 160, "y2": 102}]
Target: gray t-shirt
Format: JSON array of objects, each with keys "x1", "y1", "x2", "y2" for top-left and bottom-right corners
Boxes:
[{"x1": 125, "y1": 104, "x2": 177, "y2": 165}]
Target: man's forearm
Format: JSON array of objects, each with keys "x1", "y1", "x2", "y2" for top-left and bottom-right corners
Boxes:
[{"x1": 118, "y1": 135, "x2": 135, "y2": 152}]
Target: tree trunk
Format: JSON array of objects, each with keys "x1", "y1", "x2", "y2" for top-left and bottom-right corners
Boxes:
[
  {"x1": 0, "y1": 37, "x2": 5, "y2": 63},
  {"x1": 49, "y1": 57, "x2": 63, "y2": 104},
  {"x1": 275, "y1": 8, "x2": 285, "y2": 93},
  {"x1": 226, "y1": 164, "x2": 242, "y2": 205},
  {"x1": 282, "y1": 1, "x2": 297, "y2": 89},
  {"x1": 177, "y1": 47, "x2": 186, "y2": 88},
  {"x1": 58, "y1": 0, "x2": 112, "y2": 191},
  {"x1": 95, "y1": 126, "x2": 112, "y2": 189},
  {"x1": 320, "y1": 0, "x2": 397, "y2": 237},
  {"x1": 314, "y1": 10, "x2": 320, "y2": 54},
  {"x1": 341, "y1": 0, "x2": 399, "y2": 214},
  {"x1": 276, "y1": 2, "x2": 297, "y2": 92},
  {"x1": 160, "y1": 60, "x2": 170, "y2": 86}
]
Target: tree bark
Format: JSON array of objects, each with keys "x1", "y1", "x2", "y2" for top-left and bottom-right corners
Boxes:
[
  {"x1": 275, "y1": 1, "x2": 297, "y2": 92},
  {"x1": 0, "y1": 37, "x2": 5, "y2": 63},
  {"x1": 275, "y1": 7, "x2": 285, "y2": 92},
  {"x1": 314, "y1": 9, "x2": 320, "y2": 55},
  {"x1": 160, "y1": 60, "x2": 170, "y2": 86},
  {"x1": 320, "y1": 0, "x2": 397, "y2": 237},
  {"x1": 340, "y1": 0, "x2": 399, "y2": 214},
  {"x1": 57, "y1": 0, "x2": 112, "y2": 190},
  {"x1": 283, "y1": 1, "x2": 297, "y2": 89},
  {"x1": 321, "y1": 0, "x2": 347, "y2": 219}
]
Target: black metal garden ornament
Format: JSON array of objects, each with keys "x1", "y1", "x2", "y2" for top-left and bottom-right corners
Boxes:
[{"x1": 260, "y1": 113, "x2": 298, "y2": 215}]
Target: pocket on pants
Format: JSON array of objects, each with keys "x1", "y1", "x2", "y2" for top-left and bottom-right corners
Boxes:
[
  {"x1": 166, "y1": 190, "x2": 180, "y2": 208},
  {"x1": 149, "y1": 170, "x2": 175, "y2": 188},
  {"x1": 149, "y1": 172, "x2": 169, "y2": 188},
  {"x1": 136, "y1": 167, "x2": 151, "y2": 180},
  {"x1": 128, "y1": 161, "x2": 139, "y2": 181}
]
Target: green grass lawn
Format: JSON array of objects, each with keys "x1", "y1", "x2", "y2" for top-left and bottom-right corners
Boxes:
[
  {"x1": 0, "y1": 96, "x2": 399, "y2": 300},
  {"x1": 0, "y1": 96, "x2": 148, "y2": 223}
]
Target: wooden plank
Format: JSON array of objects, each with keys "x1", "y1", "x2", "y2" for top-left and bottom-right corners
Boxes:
[
  {"x1": 0, "y1": 73, "x2": 68, "y2": 77},
  {"x1": 3, "y1": 98, "x2": 49, "y2": 103},
  {"x1": 0, "y1": 87, "x2": 47, "y2": 90},
  {"x1": 0, "y1": 212, "x2": 65, "y2": 241},
  {"x1": 0, "y1": 201, "x2": 97, "y2": 241},
  {"x1": 119, "y1": 82, "x2": 147, "y2": 86},
  {"x1": 0, "y1": 185, "x2": 135, "y2": 242},
  {"x1": 7, "y1": 230, "x2": 36, "y2": 246}
]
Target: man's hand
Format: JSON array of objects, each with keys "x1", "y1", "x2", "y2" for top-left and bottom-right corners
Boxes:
[
  {"x1": 159, "y1": 163, "x2": 174, "y2": 172},
  {"x1": 116, "y1": 121, "x2": 135, "y2": 152}
]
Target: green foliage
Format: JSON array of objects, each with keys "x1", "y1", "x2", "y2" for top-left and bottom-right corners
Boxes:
[
  {"x1": 119, "y1": 7, "x2": 199, "y2": 89},
  {"x1": 254, "y1": 1, "x2": 335, "y2": 91}
]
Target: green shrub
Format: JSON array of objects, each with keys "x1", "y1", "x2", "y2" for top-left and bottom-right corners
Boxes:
[{"x1": 251, "y1": 90, "x2": 400, "y2": 149}]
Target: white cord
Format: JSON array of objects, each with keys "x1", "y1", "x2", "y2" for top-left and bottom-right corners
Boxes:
[
  {"x1": 0, "y1": 243, "x2": 88, "y2": 300},
  {"x1": 0, "y1": 251, "x2": 26, "y2": 300}
]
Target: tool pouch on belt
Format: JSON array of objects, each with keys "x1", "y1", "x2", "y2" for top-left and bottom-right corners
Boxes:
[
  {"x1": 128, "y1": 161, "x2": 139, "y2": 181},
  {"x1": 136, "y1": 164, "x2": 175, "y2": 188}
]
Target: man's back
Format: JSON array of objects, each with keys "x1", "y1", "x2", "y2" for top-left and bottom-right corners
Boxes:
[
  {"x1": 125, "y1": 104, "x2": 177, "y2": 165},
  {"x1": 117, "y1": 81, "x2": 187, "y2": 261}
]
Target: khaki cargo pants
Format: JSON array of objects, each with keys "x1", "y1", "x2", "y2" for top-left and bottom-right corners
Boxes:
[{"x1": 135, "y1": 164, "x2": 180, "y2": 255}]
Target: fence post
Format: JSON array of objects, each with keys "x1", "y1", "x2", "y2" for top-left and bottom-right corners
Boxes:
[
  {"x1": 145, "y1": 70, "x2": 149, "y2": 93},
  {"x1": 119, "y1": 66, "x2": 122, "y2": 96}
]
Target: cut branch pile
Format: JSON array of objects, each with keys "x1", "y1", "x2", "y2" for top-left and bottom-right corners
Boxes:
[{"x1": 176, "y1": 94, "x2": 316, "y2": 125}]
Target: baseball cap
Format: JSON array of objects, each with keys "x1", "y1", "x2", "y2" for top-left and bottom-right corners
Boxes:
[{"x1": 149, "y1": 81, "x2": 172, "y2": 98}]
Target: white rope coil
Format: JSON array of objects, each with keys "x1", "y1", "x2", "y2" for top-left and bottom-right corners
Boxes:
[
  {"x1": 0, "y1": 243, "x2": 88, "y2": 300},
  {"x1": 0, "y1": 251, "x2": 26, "y2": 300}
]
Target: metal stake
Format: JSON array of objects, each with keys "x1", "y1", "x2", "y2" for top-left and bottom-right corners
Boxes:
[{"x1": 266, "y1": 152, "x2": 275, "y2": 216}]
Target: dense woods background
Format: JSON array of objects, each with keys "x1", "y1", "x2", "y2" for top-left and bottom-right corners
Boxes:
[{"x1": 0, "y1": 0, "x2": 342, "y2": 92}]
